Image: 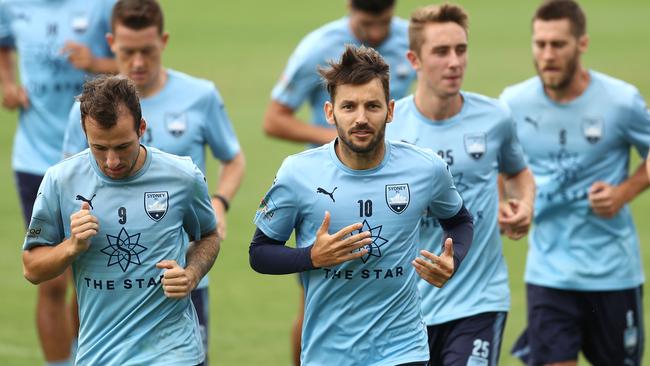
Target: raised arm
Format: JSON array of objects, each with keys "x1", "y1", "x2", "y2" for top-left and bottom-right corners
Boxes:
[{"x1": 263, "y1": 100, "x2": 337, "y2": 145}]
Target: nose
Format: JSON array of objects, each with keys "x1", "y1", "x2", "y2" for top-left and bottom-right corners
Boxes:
[
  {"x1": 541, "y1": 44, "x2": 555, "y2": 61},
  {"x1": 448, "y1": 50, "x2": 461, "y2": 68},
  {"x1": 132, "y1": 52, "x2": 145, "y2": 68},
  {"x1": 106, "y1": 149, "x2": 120, "y2": 169}
]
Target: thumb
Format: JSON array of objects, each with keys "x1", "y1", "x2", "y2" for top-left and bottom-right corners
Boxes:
[
  {"x1": 590, "y1": 181, "x2": 607, "y2": 193},
  {"x1": 156, "y1": 260, "x2": 176, "y2": 270},
  {"x1": 80, "y1": 201, "x2": 90, "y2": 211},
  {"x1": 443, "y1": 237, "x2": 454, "y2": 258},
  {"x1": 317, "y1": 211, "x2": 330, "y2": 235},
  {"x1": 508, "y1": 199, "x2": 520, "y2": 211}
]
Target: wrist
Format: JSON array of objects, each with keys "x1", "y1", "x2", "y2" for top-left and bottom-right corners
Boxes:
[{"x1": 212, "y1": 194, "x2": 230, "y2": 212}]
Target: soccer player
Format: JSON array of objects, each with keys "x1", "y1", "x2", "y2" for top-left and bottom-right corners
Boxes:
[
  {"x1": 22, "y1": 75, "x2": 219, "y2": 366},
  {"x1": 62, "y1": 1, "x2": 245, "y2": 361},
  {"x1": 263, "y1": 0, "x2": 415, "y2": 146},
  {"x1": 249, "y1": 45, "x2": 474, "y2": 366},
  {"x1": 501, "y1": 1, "x2": 650, "y2": 365},
  {"x1": 0, "y1": 2, "x2": 116, "y2": 365},
  {"x1": 386, "y1": 4, "x2": 535, "y2": 365}
]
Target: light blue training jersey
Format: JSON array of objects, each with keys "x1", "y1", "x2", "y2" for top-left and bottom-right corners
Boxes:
[
  {"x1": 63, "y1": 69, "x2": 240, "y2": 289},
  {"x1": 0, "y1": 0, "x2": 114, "y2": 175},
  {"x1": 500, "y1": 71, "x2": 650, "y2": 291},
  {"x1": 254, "y1": 140, "x2": 463, "y2": 366},
  {"x1": 387, "y1": 93, "x2": 527, "y2": 325},
  {"x1": 24, "y1": 146, "x2": 217, "y2": 366},
  {"x1": 271, "y1": 17, "x2": 415, "y2": 128}
]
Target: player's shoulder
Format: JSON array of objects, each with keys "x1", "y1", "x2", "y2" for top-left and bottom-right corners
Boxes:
[
  {"x1": 167, "y1": 69, "x2": 218, "y2": 96},
  {"x1": 591, "y1": 70, "x2": 641, "y2": 104},
  {"x1": 389, "y1": 16, "x2": 409, "y2": 36},
  {"x1": 275, "y1": 144, "x2": 330, "y2": 178},
  {"x1": 45, "y1": 150, "x2": 93, "y2": 182},
  {"x1": 463, "y1": 91, "x2": 512, "y2": 119},
  {"x1": 148, "y1": 146, "x2": 202, "y2": 180},
  {"x1": 500, "y1": 76, "x2": 541, "y2": 105},
  {"x1": 390, "y1": 140, "x2": 445, "y2": 170},
  {"x1": 293, "y1": 18, "x2": 349, "y2": 60}
]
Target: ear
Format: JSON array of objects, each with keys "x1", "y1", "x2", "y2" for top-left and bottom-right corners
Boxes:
[
  {"x1": 138, "y1": 118, "x2": 147, "y2": 139},
  {"x1": 324, "y1": 101, "x2": 336, "y2": 127},
  {"x1": 386, "y1": 99, "x2": 395, "y2": 124},
  {"x1": 161, "y1": 32, "x2": 170, "y2": 49},
  {"x1": 106, "y1": 33, "x2": 115, "y2": 51},
  {"x1": 577, "y1": 34, "x2": 589, "y2": 54},
  {"x1": 406, "y1": 49, "x2": 420, "y2": 71}
]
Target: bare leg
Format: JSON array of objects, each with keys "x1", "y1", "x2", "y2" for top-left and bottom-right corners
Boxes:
[
  {"x1": 291, "y1": 289, "x2": 305, "y2": 366},
  {"x1": 36, "y1": 270, "x2": 72, "y2": 362}
]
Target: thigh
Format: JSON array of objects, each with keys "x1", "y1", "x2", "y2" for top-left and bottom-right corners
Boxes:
[
  {"x1": 582, "y1": 286, "x2": 644, "y2": 366},
  {"x1": 14, "y1": 171, "x2": 44, "y2": 228},
  {"x1": 438, "y1": 312, "x2": 507, "y2": 366},
  {"x1": 191, "y1": 287, "x2": 209, "y2": 365},
  {"x1": 526, "y1": 284, "x2": 582, "y2": 365}
]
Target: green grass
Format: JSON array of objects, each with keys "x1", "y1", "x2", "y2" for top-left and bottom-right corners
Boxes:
[{"x1": 1, "y1": 0, "x2": 649, "y2": 365}]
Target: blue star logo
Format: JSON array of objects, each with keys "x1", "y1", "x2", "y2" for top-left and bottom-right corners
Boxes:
[
  {"x1": 352, "y1": 219, "x2": 389, "y2": 263},
  {"x1": 100, "y1": 228, "x2": 147, "y2": 272}
]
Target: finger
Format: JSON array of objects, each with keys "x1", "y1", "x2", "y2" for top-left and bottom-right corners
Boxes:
[
  {"x1": 161, "y1": 276, "x2": 189, "y2": 286},
  {"x1": 412, "y1": 261, "x2": 443, "y2": 287},
  {"x1": 163, "y1": 290, "x2": 187, "y2": 299},
  {"x1": 500, "y1": 211, "x2": 526, "y2": 226},
  {"x1": 340, "y1": 231, "x2": 371, "y2": 247},
  {"x1": 162, "y1": 285, "x2": 189, "y2": 294},
  {"x1": 337, "y1": 248, "x2": 368, "y2": 263},
  {"x1": 80, "y1": 201, "x2": 90, "y2": 211},
  {"x1": 442, "y1": 238, "x2": 453, "y2": 259},
  {"x1": 333, "y1": 222, "x2": 364, "y2": 241},
  {"x1": 75, "y1": 229, "x2": 97, "y2": 240},
  {"x1": 73, "y1": 221, "x2": 99, "y2": 234},
  {"x1": 343, "y1": 238, "x2": 373, "y2": 254},
  {"x1": 419, "y1": 250, "x2": 438, "y2": 263},
  {"x1": 317, "y1": 211, "x2": 331, "y2": 235},
  {"x1": 19, "y1": 89, "x2": 29, "y2": 109},
  {"x1": 589, "y1": 181, "x2": 607, "y2": 194},
  {"x1": 156, "y1": 260, "x2": 177, "y2": 269}
]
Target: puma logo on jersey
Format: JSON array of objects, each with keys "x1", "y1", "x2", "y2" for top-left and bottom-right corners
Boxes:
[
  {"x1": 317, "y1": 187, "x2": 337, "y2": 203},
  {"x1": 524, "y1": 116, "x2": 539, "y2": 128},
  {"x1": 76, "y1": 194, "x2": 96, "y2": 209}
]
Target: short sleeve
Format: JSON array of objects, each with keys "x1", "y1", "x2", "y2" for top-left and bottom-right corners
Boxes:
[
  {"x1": 183, "y1": 164, "x2": 217, "y2": 240},
  {"x1": 497, "y1": 111, "x2": 527, "y2": 175},
  {"x1": 0, "y1": 3, "x2": 15, "y2": 48},
  {"x1": 253, "y1": 158, "x2": 299, "y2": 241},
  {"x1": 270, "y1": 45, "x2": 321, "y2": 110},
  {"x1": 203, "y1": 86, "x2": 241, "y2": 162},
  {"x1": 621, "y1": 89, "x2": 650, "y2": 159},
  {"x1": 428, "y1": 155, "x2": 463, "y2": 220},
  {"x1": 23, "y1": 171, "x2": 65, "y2": 250},
  {"x1": 62, "y1": 102, "x2": 88, "y2": 158}
]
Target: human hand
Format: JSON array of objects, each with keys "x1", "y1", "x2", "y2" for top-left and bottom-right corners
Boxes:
[
  {"x1": 156, "y1": 260, "x2": 198, "y2": 299},
  {"x1": 588, "y1": 181, "x2": 624, "y2": 218},
  {"x1": 498, "y1": 199, "x2": 533, "y2": 240},
  {"x1": 68, "y1": 201, "x2": 98, "y2": 255},
  {"x1": 309, "y1": 211, "x2": 371, "y2": 268},
  {"x1": 413, "y1": 238, "x2": 454, "y2": 287}
]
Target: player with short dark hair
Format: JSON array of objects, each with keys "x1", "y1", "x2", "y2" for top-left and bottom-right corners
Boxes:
[
  {"x1": 23, "y1": 75, "x2": 220, "y2": 366},
  {"x1": 387, "y1": 4, "x2": 535, "y2": 365},
  {"x1": 502, "y1": 1, "x2": 650, "y2": 365},
  {"x1": 63, "y1": 2, "x2": 245, "y2": 362},
  {"x1": 250, "y1": 45, "x2": 474, "y2": 366},
  {"x1": 0, "y1": 2, "x2": 117, "y2": 364}
]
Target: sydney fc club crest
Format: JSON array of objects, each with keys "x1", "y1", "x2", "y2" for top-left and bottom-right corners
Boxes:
[
  {"x1": 464, "y1": 133, "x2": 486, "y2": 160},
  {"x1": 385, "y1": 184, "x2": 410, "y2": 214},
  {"x1": 582, "y1": 117, "x2": 603, "y2": 144},
  {"x1": 144, "y1": 191, "x2": 169, "y2": 221},
  {"x1": 165, "y1": 112, "x2": 187, "y2": 137}
]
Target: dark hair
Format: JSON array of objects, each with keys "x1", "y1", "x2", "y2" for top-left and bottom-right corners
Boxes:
[
  {"x1": 409, "y1": 3, "x2": 469, "y2": 55},
  {"x1": 319, "y1": 45, "x2": 390, "y2": 104},
  {"x1": 79, "y1": 75, "x2": 142, "y2": 132},
  {"x1": 534, "y1": 0, "x2": 586, "y2": 37},
  {"x1": 350, "y1": 0, "x2": 395, "y2": 15},
  {"x1": 112, "y1": 0, "x2": 164, "y2": 35}
]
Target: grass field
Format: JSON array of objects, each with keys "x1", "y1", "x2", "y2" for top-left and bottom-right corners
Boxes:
[{"x1": 1, "y1": 0, "x2": 649, "y2": 365}]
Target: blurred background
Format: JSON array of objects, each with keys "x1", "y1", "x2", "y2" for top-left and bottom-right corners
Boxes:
[{"x1": 0, "y1": 0, "x2": 648, "y2": 364}]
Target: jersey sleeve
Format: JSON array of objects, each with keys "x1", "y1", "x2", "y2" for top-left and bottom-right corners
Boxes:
[
  {"x1": 0, "y1": 3, "x2": 15, "y2": 48},
  {"x1": 621, "y1": 89, "x2": 650, "y2": 159},
  {"x1": 183, "y1": 164, "x2": 217, "y2": 240},
  {"x1": 427, "y1": 154, "x2": 463, "y2": 220},
  {"x1": 203, "y1": 86, "x2": 241, "y2": 162},
  {"x1": 62, "y1": 102, "x2": 88, "y2": 158},
  {"x1": 253, "y1": 157, "x2": 299, "y2": 242},
  {"x1": 23, "y1": 171, "x2": 65, "y2": 250},
  {"x1": 270, "y1": 44, "x2": 320, "y2": 110},
  {"x1": 497, "y1": 110, "x2": 528, "y2": 175}
]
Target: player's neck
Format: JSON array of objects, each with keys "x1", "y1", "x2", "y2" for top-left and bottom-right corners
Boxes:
[
  {"x1": 544, "y1": 67, "x2": 590, "y2": 103},
  {"x1": 138, "y1": 68, "x2": 168, "y2": 98},
  {"x1": 127, "y1": 145, "x2": 148, "y2": 178},
  {"x1": 335, "y1": 139, "x2": 385, "y2": 170},
  {"x1": 414, "y1": 88, "x2": 463, "y2": 122}
]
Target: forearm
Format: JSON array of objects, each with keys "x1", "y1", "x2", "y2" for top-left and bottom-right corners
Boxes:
[
  {"x1": 185, "y1": 230, "x2": 220, "y2": 287},
  {"x1": 263, "y1": 102, "x2": 336, "y2": 145},
  {"x1": 88, "y1": 57, "x2": 117, "y2": 74},
  {"x1": 437, "y1": 204, "x2": 474, "y2": 271},
  {"x1": 0, "y1": 47, "x2": 17, "y2": 87},
  {"x1": 249, "y1": 228, "x2": 315, "y2": 274},
  {"x1": 215, "y1": 152, "x2": 245, "y2": 201},
  {"x1": 618, "y1": 163, "x2": 650, "y2": 203},
  {"x1": 502, "y1": 168, "x2": 536, "y2": 207},
  {"x1": 22, "y1": 240, "x2": 78, "y2": 284}
]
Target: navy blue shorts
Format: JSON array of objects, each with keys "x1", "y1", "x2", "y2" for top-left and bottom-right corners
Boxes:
[
  {"x1": 191, "y1": 287, "x2": 209, "y2": 366},
  {"x1": 512, "y1": 284, "x2": 644, "y2": 366},
  {"x1": 14, "y1": 171, "x2": 44, "y2": 228},
  {"x1": 427, "y1": 312, "x2": 507, "y2": 366}
]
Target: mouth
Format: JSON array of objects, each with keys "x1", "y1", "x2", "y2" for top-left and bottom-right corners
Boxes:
[
  {"x1": 129, "y1": 71, "x2": 148, "y2": 81},
  {"x1": 350, "y1": 129, "x2": 374, "y2": 138},
  {"x1": 106, "y1": 166, "x2": 125, "y2": 176}
]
